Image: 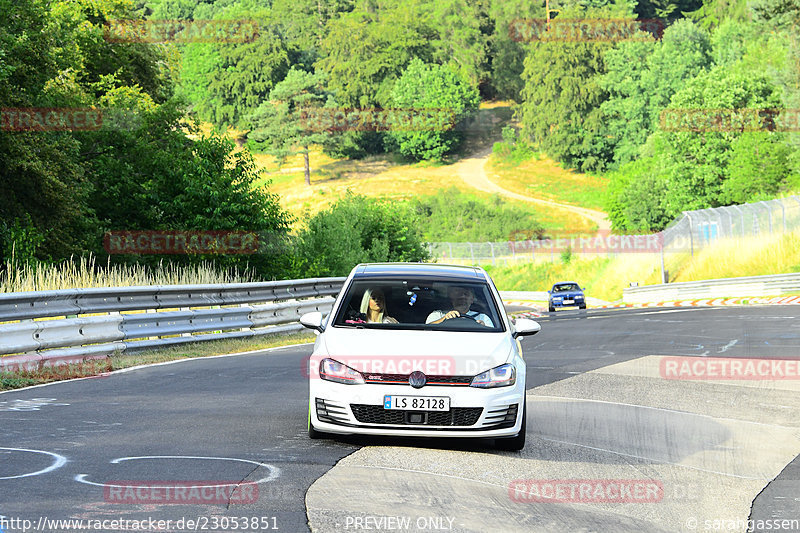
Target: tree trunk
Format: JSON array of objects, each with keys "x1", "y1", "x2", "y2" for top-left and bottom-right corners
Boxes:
[{"x1": 304, "y1": 146, "x2": 311, "y2": 186}]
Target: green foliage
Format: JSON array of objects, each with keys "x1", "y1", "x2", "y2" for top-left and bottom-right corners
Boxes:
[
  {"x1": 486, "y1": 0, "x2": 544, "y2": 101},
  {"x1": 598, "y1": 19, "x2": 713, "y2": 168},
  {"x1": 387, "y1": 59, "x2": 480, "y2": 161},
  {"x1": 0, "y1": 216, "x2": 45, "y2": 266},
  {"x1": 519, "y1": 35, "x2": 614, "y2": 172},
  {"x1": 412, "y1": 188, "x2": 544, "y2": 242},
  {"x1": 492, "y1": 127, "x2": 536, "y2": 164},
  {"x1": 86, "y1": 98, "x2": 293, "y2": 277},
  {"x1": 248, "y1": 67, "x2": 333, "y2": 184},
  {"x1": 605, "y1": 155, "x2": 675, "y2": 231},
  {"x1": 723, "y1": 133, "x2": 792, "y2": 203},
  {"x1": 291, "y1": 193, "x2": 430, "y2": 277},
  {"x1": 316, "y1": 8, "x2": 436, "y2": 108},
  {"x1": 687, "y1": 0, "x2": 750, "y2": 30},
  {"x1": 201, "y1": 26, "x2": 293, "y2": 129}
]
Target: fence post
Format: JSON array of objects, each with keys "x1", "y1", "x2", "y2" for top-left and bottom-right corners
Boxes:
[
  {"x1": 686, "y1": 213, "x2": 694, "y2": 257},
  {"x1": 759, "y1": 201, "x2": 773, "y2": 233},
  {"x1": 732, "y1": 205, "x2": 745, "y2": 237}
]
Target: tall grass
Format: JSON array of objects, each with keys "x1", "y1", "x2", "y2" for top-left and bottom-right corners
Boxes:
[{"x1": 0, "y1": 255, "x2": 259, "y2": 293}]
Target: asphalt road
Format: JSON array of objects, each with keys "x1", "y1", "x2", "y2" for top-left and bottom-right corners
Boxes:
[{"x1": 1, "y1": 305, "x2": 798, "y2": 532}]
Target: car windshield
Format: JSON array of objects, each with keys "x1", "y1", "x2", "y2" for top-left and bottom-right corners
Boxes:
[
  {"x1": 553, "y1": 283, "x2": 580, "y2": 292},
  {"x1": 333, "y1": 278, "x2": 504, "y2": 332}
]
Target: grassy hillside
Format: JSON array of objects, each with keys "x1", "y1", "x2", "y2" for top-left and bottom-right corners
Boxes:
[
  {"x1": 248, "y1": 103, "x2": 604, "y2": 237},
  {"x1": 486, "y1": 230, "x2": 800, "y2": 303}
]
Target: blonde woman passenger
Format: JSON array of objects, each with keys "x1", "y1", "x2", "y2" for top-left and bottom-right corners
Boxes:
[{"x1": 360, "y1": 288, "x2": 399, "y2": 323}]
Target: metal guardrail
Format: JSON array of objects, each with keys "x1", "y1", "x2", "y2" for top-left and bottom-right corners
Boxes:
[
  {"x1": 0, "y1": 278, "x2": 346, "y2": 372},
  {"x1": 623, "y1": 273, "x2": 800, "y2": 304}
]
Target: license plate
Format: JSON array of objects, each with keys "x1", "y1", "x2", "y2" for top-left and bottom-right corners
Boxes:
[
  {"x1": 384, "y1": 395, "x2": 450, "y2": 411},
  {"x1": 563, "y1": 299, "x2": 574, "y2": 304}
]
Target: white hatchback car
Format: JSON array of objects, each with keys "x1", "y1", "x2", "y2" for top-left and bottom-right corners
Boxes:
[{"x1": 300, "y1": 263, "x2": 540, "y2": 450}]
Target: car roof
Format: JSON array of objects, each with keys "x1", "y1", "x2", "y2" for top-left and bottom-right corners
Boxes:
[
  {"x1": 352, "y1": 263, "x2": 487, "y2": 281},
  {"x1": 552, "y1": 281, "x2": 580, "y2": 286}
]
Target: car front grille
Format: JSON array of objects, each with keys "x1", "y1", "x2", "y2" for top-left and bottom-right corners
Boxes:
[
  {"x1": 349, "y1": 404, "x2": 483, "y2": 426},
  {"x1": 362, "y1": 373, "x2": 473, "y2": 386}
]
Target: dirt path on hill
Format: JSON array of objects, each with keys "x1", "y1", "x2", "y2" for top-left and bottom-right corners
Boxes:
[{"x1": 452, "y1": 143, "x2": 611, "y2": 231}]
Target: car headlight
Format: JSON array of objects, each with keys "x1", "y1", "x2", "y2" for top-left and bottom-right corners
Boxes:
[
  {"x1": 470, "y1": 363, "x2": 516, "y2": 388},
  {"x1": 552, "y1": 297, "x2": 562, "y2": 301},
  {"x1": 319, "y1": 358, "x2": 365, "y2": 385},
  {"x1": 575, "y1": 295, "x2": 584, "y2": 300}
]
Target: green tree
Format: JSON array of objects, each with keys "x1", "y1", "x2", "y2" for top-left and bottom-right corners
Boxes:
[
  {"x1": 291, "y1": 194, "x2": 430, "y2": 277},
  {"x1": 316, "y1": 8, "x2": 435, "y2": 107},
  {"x1": 248, "y1": 67, "x2": 333, "y2": 185},
  {"x1": 598, "y1": 19, "x2": 713, "y2": 167},
  {"x1": 518, "y1": 21, "x2": 615, "y2": 172},
  {"x1": 722, "y1": 133, "x2": 792, "y2": 203},
  {"x1": 661, "y1": 65, "x2": 783, "y2": 212},
  {"x1": 200, "y1": 24, "x2": 293, "y2": 129},
  {"x1": 387, "y1": 59, "x2": 480, "y2": 161}
]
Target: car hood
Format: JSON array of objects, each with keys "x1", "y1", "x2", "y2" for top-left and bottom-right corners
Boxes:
[
  {"x1": 316, "y1": 327, "x2": 514, "y2": 377},
  {"x1": 551, "y1": 291, "x2": 583, "y2": 298}
]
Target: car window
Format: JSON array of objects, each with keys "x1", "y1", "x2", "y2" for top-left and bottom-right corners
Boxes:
[
  {"x1": 553, "y1": 283, "x2": 580, "y2": 292},
  {"x1": 333, "y1": 278, "x2": 504, "y2": 332}
]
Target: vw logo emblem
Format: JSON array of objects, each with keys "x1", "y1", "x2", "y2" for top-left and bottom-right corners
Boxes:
[{"x1": 409, "y1": 371, "x2": 427, "y2": 389}]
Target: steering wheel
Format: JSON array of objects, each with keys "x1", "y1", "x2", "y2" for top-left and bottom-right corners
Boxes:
[{"x1": 444, "y1": 313, "x2": 479, "y2": 323}]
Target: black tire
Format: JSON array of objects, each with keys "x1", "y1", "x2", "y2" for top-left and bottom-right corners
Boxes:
[
  {"x1": 308, "y1": 409, "x2": 326, "y2": 439},
  {"x1": 578, "y1": 304, "x2": 586, "y2": 310},
  {"x1": 495, "y1": 399, "x2": 526, "y2": 451},
  {"x1": 548, "y1": 305, "x2": 556, "y2": 313}
]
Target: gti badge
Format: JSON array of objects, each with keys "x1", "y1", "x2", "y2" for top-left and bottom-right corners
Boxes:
[{"x1": 408, "y1": 371, "x2": 427, "y2": 389}]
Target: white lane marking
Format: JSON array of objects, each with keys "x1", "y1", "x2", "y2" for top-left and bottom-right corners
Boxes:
[
  {"x1": 75, "y1": 456, "x2": 281, "y2": 488},
  {"x1": 0, "y1": 398, "x2": 69, "y2": 412},
  {"x1": 0, "y1": 447, "x2": 68, "y2": 479},
  {"x1": 718, "y1": 340, "x2": 739, "y2": 353},
  {"x1": 536, "y1": 436, "x2": 766, "y2": 480}
]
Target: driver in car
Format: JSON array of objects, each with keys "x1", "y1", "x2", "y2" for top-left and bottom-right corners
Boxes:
[{"x1": 426, "y1": 285, "x2": 493, "y2": 327}]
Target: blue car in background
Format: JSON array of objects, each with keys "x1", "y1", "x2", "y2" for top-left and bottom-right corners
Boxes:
[{"x1": 548, "y1": 281, "x2": 586, "y2": 312}]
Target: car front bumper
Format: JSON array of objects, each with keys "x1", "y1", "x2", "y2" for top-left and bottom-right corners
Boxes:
[{"x1": 309, "y1": 375, "x2": 526, "y2": 438}]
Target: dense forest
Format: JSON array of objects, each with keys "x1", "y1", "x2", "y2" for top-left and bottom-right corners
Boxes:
[{"x1": 1, "y1": 0, "x2": 799, "y2": 278}]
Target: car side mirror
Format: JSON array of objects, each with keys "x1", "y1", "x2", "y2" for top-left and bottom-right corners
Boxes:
[
  {"x1": 300, "y1": 311, "x2": 324, "y2": 333},
  {"x1": 582, "y1": 287, "x2": 586, "y2": 291},
  {"x1": 513, "y1": 318, "x2": 541, "y2": 338}
]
